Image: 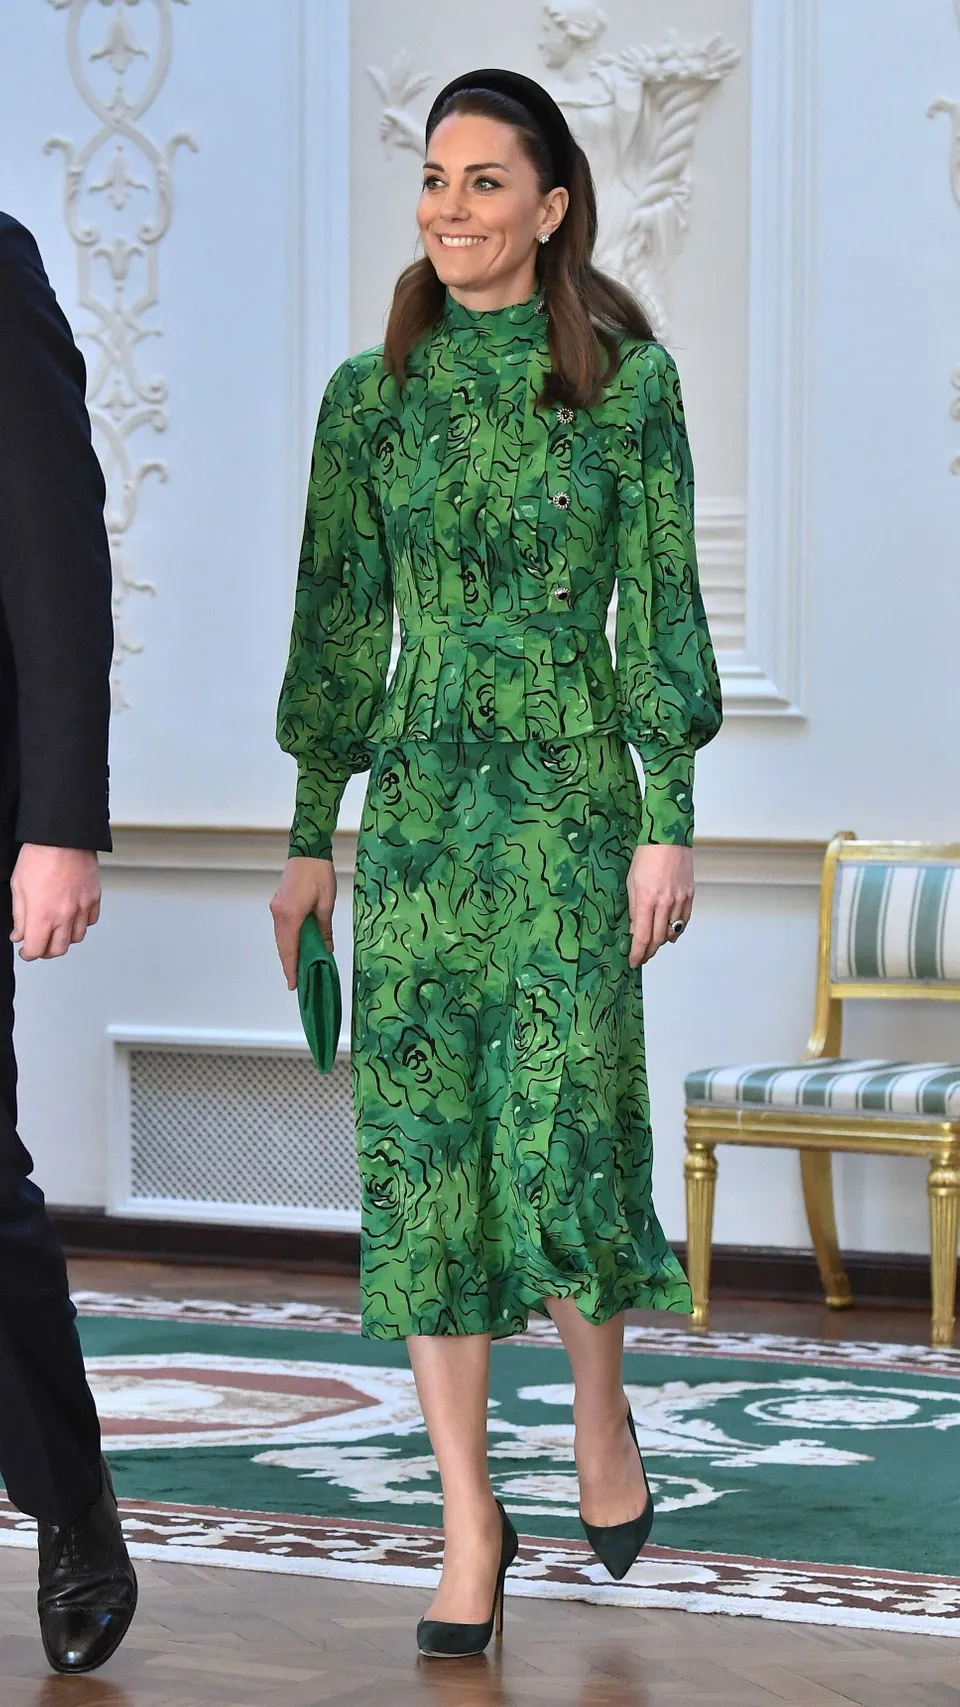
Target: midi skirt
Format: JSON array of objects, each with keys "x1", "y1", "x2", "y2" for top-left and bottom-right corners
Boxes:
[{"x1": 351, "y1": 732, "x2": 692, "y2": 1340}]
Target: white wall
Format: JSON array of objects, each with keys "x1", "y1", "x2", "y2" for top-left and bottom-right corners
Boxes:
[
  {"x1": 695, "y1": 0, "x2": 960, "y2": 844},
  {"x1": 1, "y1": 0, "x2": 958, "y2": 1259}
]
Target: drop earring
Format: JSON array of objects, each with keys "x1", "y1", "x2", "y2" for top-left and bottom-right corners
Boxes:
[{"x1": 537, "y1": 232, "x2": 551, "y2": 245}]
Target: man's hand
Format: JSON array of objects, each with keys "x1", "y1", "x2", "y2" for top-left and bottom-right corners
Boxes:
[
  {"x1": 10, "y1": 845, "x2": 102, "y2": 961},
  {"x1": 627, "y1": 844, "x2": 695, "y2": 968},
  {"x1": 270, "y1": 857, "x2": 337, "y2": 991}
]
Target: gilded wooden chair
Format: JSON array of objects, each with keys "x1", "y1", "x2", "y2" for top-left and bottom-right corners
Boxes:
[{"x1": 683, "y1": 832, "x2": 960, "y2": 1346}]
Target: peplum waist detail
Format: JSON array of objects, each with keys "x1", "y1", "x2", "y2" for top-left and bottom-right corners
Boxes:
[{"x1": 366, "y1": 610, "x2": 620, "y2": 744}]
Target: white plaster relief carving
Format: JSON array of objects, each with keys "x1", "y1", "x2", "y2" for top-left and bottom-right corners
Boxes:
[
  {"x1": 368, "y1": 5, "x2": 739, "y2": 335},
  {"x1": 928, "y1": 1, "x2": 960, "y2": 471},
  {"x1": 368, "y1": 51, "x2": 433, "y2": 159},
  {"x1": 538, "y1": 5, "x2": 740, "y2": 334},
  {"x1": 44, "y1": 0, "x2": 195, "y2": 706}
]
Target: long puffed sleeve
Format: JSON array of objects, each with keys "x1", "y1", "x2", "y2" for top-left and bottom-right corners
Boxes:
[
  {"x1": 277, "y1": 359, "x2": 392, "y2": 859},
  {"x1": 614, "y1": 345, "x2": 722, "y2": 844}
]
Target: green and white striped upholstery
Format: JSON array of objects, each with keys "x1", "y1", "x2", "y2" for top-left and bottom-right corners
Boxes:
[
  {"x1": 832, "y1": 861, "x2": 960, "y2": 984},
  {"x1": 685, "y1": 1059, "x2": 960, "y2": 1119}
]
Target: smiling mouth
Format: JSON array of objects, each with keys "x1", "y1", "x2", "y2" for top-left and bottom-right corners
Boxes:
[{"x1": 437, "y1": 235, "x2": 487, "y2": 247}]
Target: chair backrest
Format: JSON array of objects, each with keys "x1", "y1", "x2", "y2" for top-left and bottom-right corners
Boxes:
[{"x1": 807, "y1": 834, "x2": 960, "y2": 1057}]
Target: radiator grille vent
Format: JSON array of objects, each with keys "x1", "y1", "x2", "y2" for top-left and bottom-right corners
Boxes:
[{"x1": 122, "y1": 1046, "x2": 359, "y2": 1227}]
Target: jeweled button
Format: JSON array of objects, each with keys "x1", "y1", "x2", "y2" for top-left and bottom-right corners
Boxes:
[
  {"x1": 552, "y1": 491, "x2": 570, "y2": 510},
  {"x1": 552, "y1": 586, "x2": 569, "y2": 600}
]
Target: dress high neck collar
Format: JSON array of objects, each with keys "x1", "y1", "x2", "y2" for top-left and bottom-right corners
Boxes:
[{"x1": 441, "y1": 288, "x2": 546, "y2": 344}]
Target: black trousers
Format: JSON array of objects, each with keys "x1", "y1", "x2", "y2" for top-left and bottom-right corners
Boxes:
[{"x1": 0, "y1": 840, "x2": 101, "y2": 1526}]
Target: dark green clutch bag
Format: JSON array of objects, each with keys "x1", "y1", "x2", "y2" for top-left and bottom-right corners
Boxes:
[{"x1": 297, "y1": 914, "x2": 342, "y2": 1074}]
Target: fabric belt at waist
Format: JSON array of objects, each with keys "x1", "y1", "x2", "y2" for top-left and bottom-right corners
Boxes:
[{"x1": 399, "y1": 611, "x2": 606, "y2": 640}]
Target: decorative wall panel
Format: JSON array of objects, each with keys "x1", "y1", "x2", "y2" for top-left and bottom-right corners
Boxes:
[{"x1": 44, "y1": 0, "x2": 194, "y2": 706}]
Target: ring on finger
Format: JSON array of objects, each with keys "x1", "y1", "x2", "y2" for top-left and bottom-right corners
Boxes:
[{"x1": 668, "y1": 918, "x2": 687, "y2": 939}]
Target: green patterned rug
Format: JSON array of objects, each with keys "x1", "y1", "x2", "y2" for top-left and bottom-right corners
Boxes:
[{"x1": 1, "y1": 1294, "x2": 958, "y2": 1637}]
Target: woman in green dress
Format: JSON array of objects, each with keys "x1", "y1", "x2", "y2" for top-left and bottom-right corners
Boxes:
[{"x1": 271, "y1": 68, "x2": 721, "y2": 1656}]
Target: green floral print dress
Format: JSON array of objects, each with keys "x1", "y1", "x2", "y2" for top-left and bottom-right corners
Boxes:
[{"x1": 278, "y1": 289, "x2": 722, "y2": 1340}]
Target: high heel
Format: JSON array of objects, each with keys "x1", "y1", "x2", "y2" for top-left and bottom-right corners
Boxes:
[
  {"x1": 417, "y1": 1500, "x2": 518, "y2": 1659},
  {"x1": 579, "y1": 1408, "x2": 654, "y2": 1581}
]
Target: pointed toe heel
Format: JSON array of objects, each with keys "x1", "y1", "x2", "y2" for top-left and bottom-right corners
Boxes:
[
  {"x1": 416, "y1": 1501, "x2": 518, "y2": 1658},
  {"x1": 579, "y1": 1409, "x2": 654, "y2": 1582}
]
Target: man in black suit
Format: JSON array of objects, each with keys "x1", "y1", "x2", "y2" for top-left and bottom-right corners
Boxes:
[{"x1": 0, "y1": 211, "x2": 137, "y2": 1674}]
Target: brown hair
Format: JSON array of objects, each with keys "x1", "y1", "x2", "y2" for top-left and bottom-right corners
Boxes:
[{"x1": 382, "y1": 87, "x2": 655, "y2": 409}]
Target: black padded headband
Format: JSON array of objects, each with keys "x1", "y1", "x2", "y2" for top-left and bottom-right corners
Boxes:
[{"x1": 425, "y1": 67, "x2": 574, "y2": 189}]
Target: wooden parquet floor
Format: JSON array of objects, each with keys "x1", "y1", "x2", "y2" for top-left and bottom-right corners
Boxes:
[
  {"x1": 2, "y1": 1554, "x2": 959, "y2": 1707},
  {"x1": 0, "y1": 1259, "x2": 956, "y2": 1706}
]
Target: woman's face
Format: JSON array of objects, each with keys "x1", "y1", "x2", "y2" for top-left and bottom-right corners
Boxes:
[{"x1": 418, "y1": 112, "x2": 567, "y2": 310}]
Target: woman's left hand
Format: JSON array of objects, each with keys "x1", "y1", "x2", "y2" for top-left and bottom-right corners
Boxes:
[{"x1": 627, "y1": 844, "x2": 694, "y2": 968}]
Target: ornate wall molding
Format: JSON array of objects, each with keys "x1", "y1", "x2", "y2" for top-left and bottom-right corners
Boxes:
[
  {"x1": 928, "y1": 1, "x2": 960, "y2": 472},
  {"x1": 44, "y1": 0, "x2": 195, "y2": 706},
  {"x1": 736, "y1": 0, "x2": 818, "y2": 719},
  {"x1": 368, "y1": 5, "x2": 740, "y2": 335},
  {"x1": 694, "y1": 500, "x2": 747, "y2": 657}
]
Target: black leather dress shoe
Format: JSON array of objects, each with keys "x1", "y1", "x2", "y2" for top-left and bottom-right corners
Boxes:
[{"x1": 37, "y1": 1455, "x2": 138, "y2": 1674}]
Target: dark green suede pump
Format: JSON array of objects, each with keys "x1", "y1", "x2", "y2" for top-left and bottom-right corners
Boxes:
[
  {"x1": 416, "y1": 1501, "x2": 518, "y2": 1659},
  {"x1": 579, "y1": 1409, "x2": 654, "y2": 1581}
]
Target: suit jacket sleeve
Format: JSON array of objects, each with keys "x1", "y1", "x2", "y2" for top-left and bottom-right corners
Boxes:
[{"x1": 0, "y1": 217, "x2": 113, "y2": 851}]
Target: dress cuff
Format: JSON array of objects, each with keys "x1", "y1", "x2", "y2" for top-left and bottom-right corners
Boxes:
[
  {"x1": 288, "y1": 751, "x2": 352, "y2": 861},
  {"x1": 635, "y1": 743, "x2": 695, "y2": 846}
]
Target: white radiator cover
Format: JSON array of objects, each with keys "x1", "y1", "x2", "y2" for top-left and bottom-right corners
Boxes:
[{"x1": 106, "y1": 1028, "x2": 360, "y2": 1230}]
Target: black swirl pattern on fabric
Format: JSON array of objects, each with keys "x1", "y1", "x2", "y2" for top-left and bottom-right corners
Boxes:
[
  {"x1": 276, "y1": 289, "x2": 718, "y2": 1340},
  {"x1": 277, "y1": 290, "x2": 721, "y2": 857},
  {"x1": 352, "y1": 734, "x2": 692, "y2": 1339}
]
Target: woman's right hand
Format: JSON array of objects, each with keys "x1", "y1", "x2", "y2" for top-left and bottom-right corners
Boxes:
[{"x1": 270, "y1": 856, "x2": 337, "y2": 991}]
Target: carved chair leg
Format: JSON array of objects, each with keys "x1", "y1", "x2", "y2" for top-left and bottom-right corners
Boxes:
[
  {"x1": 799, "y1": 1149, "x2": 853, "y2": 1310},
  {"x1": 928, "y1": 1151, "x2": 960, "y2": 1348},
  {"x1": 684, "y1": 1137, "x2": 717, "y2": 1332}
]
